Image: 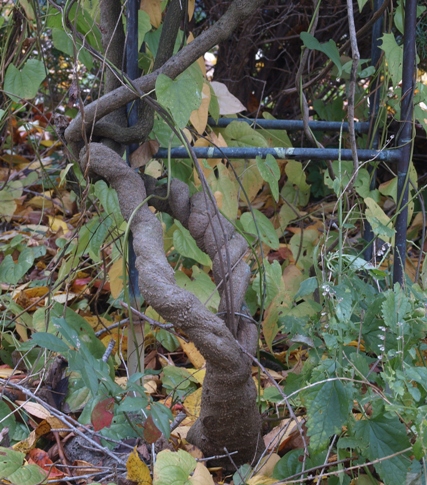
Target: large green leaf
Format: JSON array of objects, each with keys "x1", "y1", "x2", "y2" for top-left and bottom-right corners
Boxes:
[
  {"x1": 240, "y1": 209, "x2": 280, "y2": 249},
  {"x1": 0, "y1": 403, "x2": 16, "y2": 444},
  {"x1": 300, "y1": 32, "x2": 342, "y2": 76},
  {"x1": 0, "y1": 447, "x2": 46, "y2": 485},
  {"x1": 381, "y1": 284, "x2": 411, "y2": 330},
  {"x1": 153, "y1": 449, "x2": 196, "y2": 485},
  {"x1": 175, "y1": 266, "x2": 220, "y2": 312},
  {"x1": 256, "y1": 154, "x2": 280, "y2": 202},
  {"x1": 31, "y1": 332, "x2": 70, "y2": 354},
  {"x1": 156, "y1": 64, "x2": 203, "y2": 129},
  {"x1": 302, "y1": 380, "x2": 353, "y2": 451},
  {"x1": 365, "y1": 197, "x2": 395, "y2": 241},
  {"x1": 51, "y1": 28, "x2": 93, "y2": 69},
  {"x1": 253, "y1": 260, "x2": 284, "y2": 307},
  {"x1": 4, "y1": 59, "x2": 46, "y2": 101},
  {"x1": 380, "y1": 34, "x2": 403, "y2": 88},
  {"x1": 354, "y1": 415, "x2": 410, "y2": 485},
  {"x1": 0, "y1": 247, "x2": 44, "y2": 285},
  {"x1": 94, "y1": 180, "x2": 124, "y2": 225},
  {"x1": 173, "y1": 220, "x2": 212, "y2": 267},
  {"x1": 0, "y1": 180, "x2": 22, "y2": 221},
  {"x1": 223, "y1": 121, "x2": 269, "y2": 148}
]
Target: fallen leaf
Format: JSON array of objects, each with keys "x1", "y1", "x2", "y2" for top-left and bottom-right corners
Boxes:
[
  {"x1": 15, "y1": 401, "x2": 51, "y2": 420},
  {"x1": 127, "y1": 447, "x2": 152, "y2": 485},
  {"x1": 190, "y1": 462, "x2": 215, "y2": 485},
  {"x1": 28, "y1": 448, "x2": 64, "y2": 479},
  {"x1": 109, "y1": 258, "x2": 124, "y2": 299}
]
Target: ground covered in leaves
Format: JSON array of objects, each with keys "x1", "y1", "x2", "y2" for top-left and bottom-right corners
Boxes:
[{"x1": 2, "y1": 91, "x2": 427, "y2": 485}]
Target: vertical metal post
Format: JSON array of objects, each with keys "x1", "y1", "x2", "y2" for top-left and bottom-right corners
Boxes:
[
  {"x1": 126, "y1": 0, "x2": 144, "y2": 375},
  {"x1": 364, "y1": 0, "x2": 384, "y2": 262},
  {"x1": 393, "y1": 0, "x2": 417, "y2": 285}
]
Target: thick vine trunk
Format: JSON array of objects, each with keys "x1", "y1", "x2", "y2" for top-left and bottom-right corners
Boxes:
[
  {"x1": 65, "y1": 0, "x2": 268, "y2": 469},
  {"x1": 80, "y1": 144, "x2": 264, "y2": 467}
]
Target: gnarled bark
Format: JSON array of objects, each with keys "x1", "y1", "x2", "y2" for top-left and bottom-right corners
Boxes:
[
  {"x1": 80, "y1": 143, "x2": 264, "y2": 467},
  {"x1": 66, "y1": 0, "x2": 267, "y2": 469}
]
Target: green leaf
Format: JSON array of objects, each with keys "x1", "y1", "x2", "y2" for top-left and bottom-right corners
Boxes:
[
  {"x1": 0, "y1": 402, "x2": 16, "y2": 444},
  {"x1": 233, "y1": 464, "x2": 252, "y2": 485},
  {"x1": 31, "y1": 332, "x2": 70, "y2": 354},
  {"x1": 156, "y1": 328, "x2": 179, "y2": 352},
  {"x1": 154, "y1": 449, "x2": 196, "y2": 485},
  {"x1": 50, "y1": 304, "x2": 111, "y2": 364},
  {"x1": 354, "y1": 415, "x2": 410, "y2": 485},
  {"x1": 208, "y1": 83, "x2": 220, "y2": 122},
  {"x1": 0, "y1": 447, "x2": 23, "y2": 479},
  {"x1": 94, "y1": 180, "x2": 124, "y2": 226},
  {"x1": 51, "y1": 28, "x2": 93, "y2": 69},
  {"x1": 223, "y1": 121, "x2": 269, "y2": 147},
  {"x1": 273, "y1": 449, "x2": 303, "y2": 479},
  {"x1": 302, "y1": 380, "x2": 352, "y2": 451},
  {"x1": 206, "y1": 162, "x2": 238, "y2": 220},
  {"x1": 380, "y1": 34, "x2": 403, "y2": 88},
  {"x1": 365, "y1": 197, "x2": 395, "y2": 241},
  {"x1": 253, "y1": 260, "x2": 284, "y2": 307},
  {"x1": 0, "y1": 180, "x2": 22, "y2": 221},
  {"x1": 281, "y1": 161, "x2": 311, "y2": 206},
  {"x1": 240, "y1": 209, "x2": 280, "y2": 249},
  {"x1": 175, "y1": 266, "x2": 220, "y2": 312},
  {"x1": 256, "y1": 154, "x2": 280, "y2": 202},
  {"x1": 0, "y1": 246, "x2": 42, "y2": 285},
  {"x1": 117, "y1": 396, "x2": 148, "y2": 413},
  {"x1": 173, "y1": 220, "x2": 212, "y2": 267},
  {"x1": 162, "y1": 366, "x2": 197, "y2": 392},
  {"x1": 138, "y1": 10, "x2": 151, "y2": 46},
  {"x1": 4, "y1": 59, "x2": 46, "y2": 101},
  {"x1": 300, "y1": 32, "x2": 342, "y2": 76},
  {"x1": 381, "y1": 284, "x2": 411, "y2": 330},
  {"x1": 156, "y1": 64, "x2": 203, "y2": 129},
  {"x1": 88, "y1": 216, "x2": 113, "y2": 262},
  {"x1": 357, "y1": 0, "x2": 369, "y2": 13},
  {"x1": 295, "y1": 277, "x2": 318, "y2": 300},
  {"x1": 150, "y1": 402, "x2": 173, "y2": 439},
  {"x1": 404, "y1": 366, "x2": 427, "y2": 393}
]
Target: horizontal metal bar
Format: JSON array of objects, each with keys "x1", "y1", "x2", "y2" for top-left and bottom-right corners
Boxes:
[
  {"x1": 155, "y1": 146, "x2": 401, "y2": 162},
  {"x1": 207, "y1": 117, "x2": 370, "y2": 133}
]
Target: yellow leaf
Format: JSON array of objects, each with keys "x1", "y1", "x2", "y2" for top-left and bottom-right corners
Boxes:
[
  {"x1": 178, "y1": 337, "x2": 205, "y2": 369},
  {"x1": 48, "y1": 215, "x2": 69, "y2": 232},
  {"x1": 254, "y1": 453, "x2": 281, "y2": 477},
  {"x1": 40, "y1": 139, "x2": 56, "y2": 147},
  {"x1": 183, "y1": 387, "x2": 202, "y2": 424},
  {"x1": 27, "y1": 195, "x2": 55, "y2": 209},
  {"x1": 188, "y1": 368, "x2": 206, "y2": 385},
  {"x1": 188, "y1": 0, "x2": 195, "y2": 20},
  {"x1": 140, "y1": 0, "x2": 162, "y2": 28},
  {"x1": 108, "y1": 258, "x2": 124, "y2": 299},
  {"x1": 247, "y1": 476, "x2": 278, "y2": 485},
  {"x1": 127, "y1": 447, "x2": 152, "y2": 485},
  {"x1": 0, "y1": 367, "x2": 23, "y2": 378},
  {"x1": 13, "y1": 429, "x2": 38, "y2": 453},
  {"x1": 189, "y1": 462, "x2": 215, "y2": 485},
  {"x1": 190, "y1": 83, "x2": 211, "y2": 134}
]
